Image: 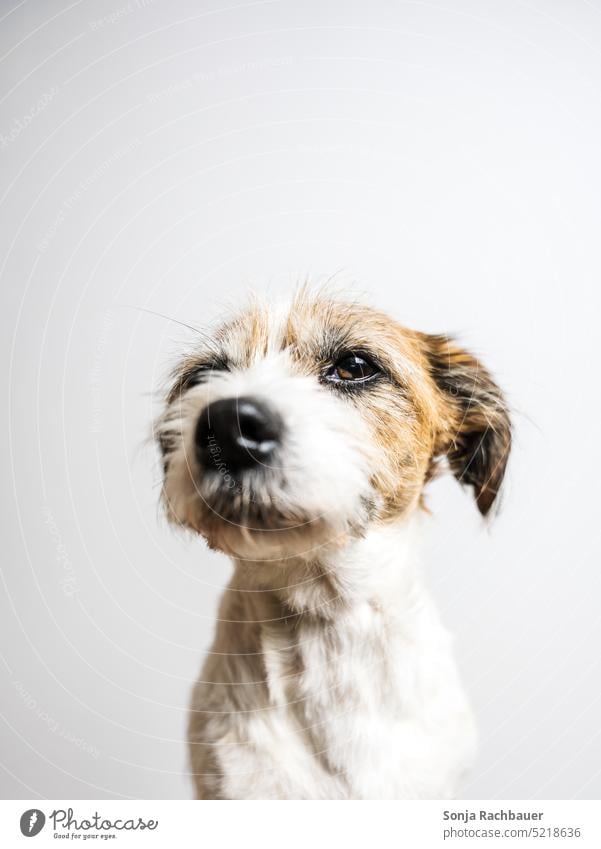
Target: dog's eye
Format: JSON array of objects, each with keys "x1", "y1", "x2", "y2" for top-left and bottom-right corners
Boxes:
[
  {"x1": 178, "y1": 362, "x2": 226, "y2": 394},
  {"x1": 325, "y1": 354, "x2": 380, "y2": 384}
]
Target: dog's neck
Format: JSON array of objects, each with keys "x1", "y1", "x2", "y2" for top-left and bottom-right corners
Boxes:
[{"x1": 231, "y1": 517, "x2": 423, "y2": 621}]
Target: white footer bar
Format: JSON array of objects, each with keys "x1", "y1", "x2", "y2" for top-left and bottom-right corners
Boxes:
[{"x1": 1, "y1": 799, "x2": 600, "y2": 848}]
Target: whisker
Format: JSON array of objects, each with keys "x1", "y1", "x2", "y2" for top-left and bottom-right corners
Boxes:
[{"x1": 117, "y1": 303, "x2": 203, "y2": 335}]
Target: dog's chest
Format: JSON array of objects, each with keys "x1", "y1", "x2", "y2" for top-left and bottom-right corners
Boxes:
[{"x1": 260, "y1": 596, "x2": 474, "y2": 799}]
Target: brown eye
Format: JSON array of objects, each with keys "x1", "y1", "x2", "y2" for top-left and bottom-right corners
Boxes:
[{"x1": 326, "y1": 353, "x2": 380, "y2": 383}]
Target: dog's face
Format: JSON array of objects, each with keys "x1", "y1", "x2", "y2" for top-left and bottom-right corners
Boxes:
[{"x1": 156, "y1": 291, "x2": 511, "y2": 559}]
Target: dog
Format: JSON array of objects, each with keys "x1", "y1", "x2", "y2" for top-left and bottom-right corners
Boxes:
[{"x1": 155, "y1": 288, "x2": 511, "y2": 799}]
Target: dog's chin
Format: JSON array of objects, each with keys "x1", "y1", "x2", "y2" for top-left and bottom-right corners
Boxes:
[
  {"x1": 185, "y1": 487, "x2": 364, "y2": 560},
  {"x1": 203, "y1": 520, "x2": 348, "y2": 560}
]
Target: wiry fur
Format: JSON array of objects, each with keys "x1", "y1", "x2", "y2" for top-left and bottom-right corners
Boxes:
[{"x1": 154, "y1": 289, "x2": 511, "y2": 799}]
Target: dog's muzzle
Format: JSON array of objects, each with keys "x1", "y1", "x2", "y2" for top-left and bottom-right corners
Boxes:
[{"x1": 194, "y1": 397, "x2": 283, "y2": 476}]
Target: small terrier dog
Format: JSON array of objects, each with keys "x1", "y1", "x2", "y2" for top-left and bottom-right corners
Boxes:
[{"x1": 156, "y1": 288, "x2": 511, "y2": 799}]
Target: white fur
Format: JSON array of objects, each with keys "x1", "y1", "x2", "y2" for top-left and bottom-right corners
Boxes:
[{"x1": 189, "y1": 522, "x2": 476, "y2": 799}]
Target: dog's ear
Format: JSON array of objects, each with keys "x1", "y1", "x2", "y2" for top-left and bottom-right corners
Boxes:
[{"x1": 420, "y1": 334, "x2": 511, "y2": 516}]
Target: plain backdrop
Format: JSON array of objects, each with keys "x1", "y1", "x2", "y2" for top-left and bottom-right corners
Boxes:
[{"x1": 1, "y1": 0, "x2": 600, "y2": 800}]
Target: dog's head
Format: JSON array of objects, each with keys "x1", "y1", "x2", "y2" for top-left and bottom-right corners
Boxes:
[{"x1": 156, "y1": 291, "x2": 511, "y2": 559}]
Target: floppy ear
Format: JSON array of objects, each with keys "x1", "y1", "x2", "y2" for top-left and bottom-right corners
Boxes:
[{"x1": 421, "y1": 334, "x2": 511, "y2": 516}]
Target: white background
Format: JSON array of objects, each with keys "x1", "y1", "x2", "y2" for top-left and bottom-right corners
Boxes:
[{"x1": 1, "y1": 0, "x2": 600, "y2": 800}]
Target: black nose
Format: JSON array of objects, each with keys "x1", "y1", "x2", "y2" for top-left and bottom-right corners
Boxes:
[{"x1": 195, "y1": 397, "x2": 283, "y2": 474}]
